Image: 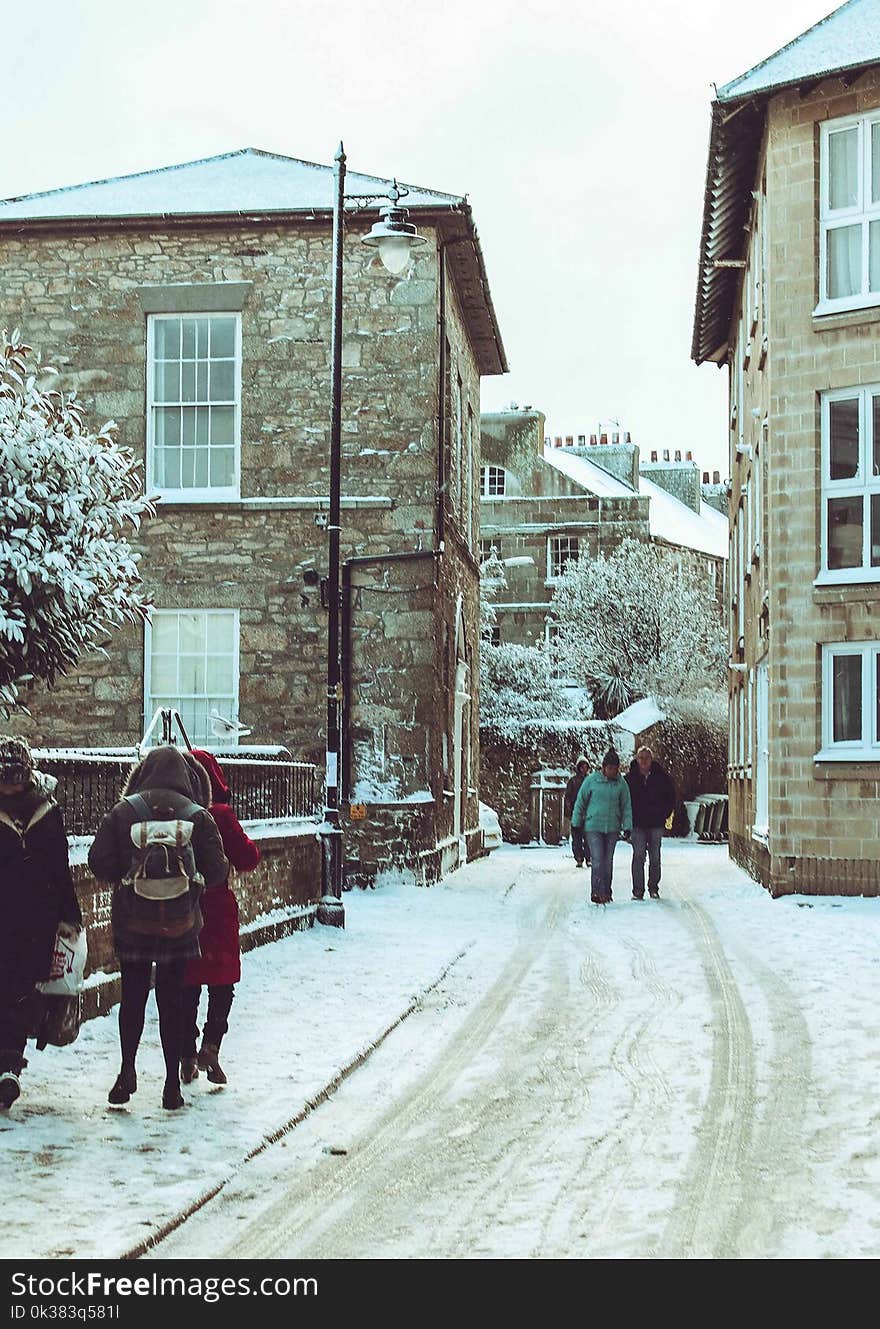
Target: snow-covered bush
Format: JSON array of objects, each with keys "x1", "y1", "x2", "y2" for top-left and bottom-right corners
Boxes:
[
  {"x1": 639, "y1": 691, "x2": 728, "y2": 807},
  {"x1": 479, "y1": 640, "x2": 579, "y2": 739},
  {"x1": 0, "y1": 332, "x2": 153, "y2": 715},
  {"x1": 549, "y1": 538, "x2": 726, "y2": 714}
]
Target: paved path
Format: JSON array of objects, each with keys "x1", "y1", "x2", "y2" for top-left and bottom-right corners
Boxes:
[{"x1": 153, "y1": 846, "x2": 818, "y2": 1261}]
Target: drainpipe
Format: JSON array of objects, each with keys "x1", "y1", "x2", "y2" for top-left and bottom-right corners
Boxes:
[
  {"x1": 341, "y1": 549, "x2": 442, "y2": 801},
  {"x1": 437, "y1": 242, "x2": 447, "y2": 552}
]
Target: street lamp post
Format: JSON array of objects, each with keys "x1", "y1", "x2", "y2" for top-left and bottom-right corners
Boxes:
[{"x1": 316, "y1": 143, "x2": 426, "y2": 928}]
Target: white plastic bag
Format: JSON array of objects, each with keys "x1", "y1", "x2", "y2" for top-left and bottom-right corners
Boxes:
[{"x1": 37, "y1": 928, "x2": 87, "y2": 996}]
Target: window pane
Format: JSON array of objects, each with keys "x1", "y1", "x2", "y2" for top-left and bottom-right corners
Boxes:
[
  {"x1": 181, "y1": 407, "x2": 197, "y2": 445},
  {"x1": 829, "y1": 397, "x2": 859, "y2": 479},
  {"x1": 154, "y1": 406, "x2": 181, "y2": 447},
  {"x1": 873, "y1": 123, "x2": 880, "y2": 203},
  {"x1": 181, "y1": 360, "x2": 196, "y2": 402},
  {"x1": 179, "y1": 654, "x2": 206, "y2": 693},
  {"x1": 210, "y1": 360, "x2": 234, "y2": 401},
  {"x1": 182, "y1": 320, "x2": 197, "y2": 359},
  {"x1": 196, "y1": 361, "x2": 209, "y2": 401},
  {"x1": 150, "y1": 614, "x2": 178, "y2": 653},
  {"x1": 210, "y1": 405, "x2": 235, "y2": 446},
  {"x1": 156, "y1": 446, "x2": 181, "y2": 489},
  {"x1": 195, "y1": 319, "x2": 210, "y2": 358},
  {"x1": 827, "y1": 495, "x2": 864, "y2": 568},
  {"x1": 206, "y1": 655, "x2": 234, "y2": 693},
  {"x1": 178, "y1": 613, "x2": 205, "y2": 654},
  {"x1": 872, "y1": 494, "x2": 880, "y2": 566},
  {"x1": 154, "y1": 319, "x2": 180, "y2": 359},
  {"x1": 155, "y1": 361, "x2": 180, "y2": 403},
  {"x1": 832, "y1": 653, "x2": 862, "y2": 742},
  {"x1": 829, "y1": 127, "x2": 859, "y2": 209},
  {"x1": 827, "y1": 224, "x2": 862, "y2": 298},
  {"x1": 206, "y1": 613, "x2": 234, "y2": 652},
  {"x1": 149, "y1": 654, "x2": 177, "y2": 693},
  {"x1": 209, "y1": 448, "x2": 235, "y2": 487},
  {"x1": 196, "y1": 407, "x2": 209, "y2": 446},
  {"x1": 876, "y1": 654, "x2": 880, "y2": 744},
  {"x1": 193, "y1": 448, "x2": 209, "y2": 489},
  {"x1": 210, "y1": 318, "x2": 235, "y2": 358},
  {"x1": 871, "y1": 220, "x2": 880, "y2": 291}
]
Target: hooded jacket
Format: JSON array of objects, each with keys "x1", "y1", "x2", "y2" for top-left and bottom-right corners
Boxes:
[
  {"x1": 181, "y1": 749, "x2": 261, "y2": 987},
  {"x1": 570, "y1": 770, "x2": 633, "y2": 834},
  {"x1": 563, "y1": 759, "x2": 591, "y2": 818},
  {"x1": 0, "y1": 772, "x2": 81, "y2": 985},
  {"x1": 625, "y1": 759, "x2": 675, "y2": 830},
  {"x1": 88, "y1": 746, "x2": 228, "y2": 891}
]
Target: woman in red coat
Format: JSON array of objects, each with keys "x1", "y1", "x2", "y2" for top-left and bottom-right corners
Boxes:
[{"x1": 180, "y1": 749, "x2": 260, "y2": 1086}]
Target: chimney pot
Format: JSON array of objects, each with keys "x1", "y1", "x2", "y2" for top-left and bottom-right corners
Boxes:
[
  {"x1": 565, "y1": 435, "x2": 574, "y2": 447},
  {"x1": 702, "y1": 470, "x2": 710, "y2": 484},
  {"x1": 624, "y1": 431, "x2": 632, "y2": 445},
  {"x1": 663, "y1": 449, "x2": 670, "y2": 461},
  {"x1": 612, "y1": 431, "x2": 619, "y2": 444},
  {"x1": 577, "y1": 434, "x2": 586, "y2": 445},
  {"x1": 600, "y1": 433, "x2": 608, "y2": 445},
  {"x1": 686, "y1": 450, "x2": 693, "y2": 462},
  {"x1": 554, "y1": 436, "x2": 562, "y2": 447},
  {"x1": 651, "y1": 450, "x2": 658, "y2": 462},
  {"x1": 674, "y1": 449, "x2": 682, "y2": 462},
  {"x1": 713, "y1": 470, "x2": 721, "y2": 484},
  {"x1": 589, "y1": 433, "x2": 598, "y2": 446}
]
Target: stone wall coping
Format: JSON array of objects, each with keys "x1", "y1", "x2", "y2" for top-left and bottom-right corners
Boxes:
[
  {"x1": 156, "y1": 496, "x2": 394, "y2": 512},
  {"x1": 67, "y1": 817, "x2": 319, "y2": 865}
]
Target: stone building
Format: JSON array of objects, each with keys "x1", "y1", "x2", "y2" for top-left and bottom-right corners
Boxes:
[
  {"x1": 692, "y1": 0, "x2": 880, "y2": 895},
  {"x1": 479, "y1": 408, "x2": 726, "y2": 653},
  {"x1": 0, "y1": 148, "x2": 507, "y2": 883}
]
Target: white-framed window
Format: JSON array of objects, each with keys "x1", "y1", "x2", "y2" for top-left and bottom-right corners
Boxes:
[
  {"x1": 147, "y1": 313, "x2": 241, "y2": 501},
  {"x1": 481, "y1": 624, "x2": 501, "y2": 647},
  {"x1": 818, "y1": 641, "x2": 880, "y2": 761},
  {"x1": 145, "y1": 609, "x2": 240, "y2": 746},
  {"x1": 479, "y1": 537, "x2": 502, "y2": 562},
  {"x1": 753, "y1": 443, "x2": 762, "y2": 562},
  {"x1": 736, "y1": 504, "x2": 745, "y2": 642},
  {"x1": 753, "y1": 660, "x2": 769, "y2": 839},
  {"x1": 818, "y1": 110, "x2": 880, "y2": 314},
  {"x1": 480, "y1": 465, "x2": 506, "y2": 498},
  {"x1": 547, "y1": 535, "x2": 580, "y2": 581},
  {"x1": 819, "y1": 385, "x2": 880, "y2": 582}
]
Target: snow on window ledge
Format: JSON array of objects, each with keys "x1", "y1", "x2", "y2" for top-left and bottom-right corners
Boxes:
[{"x1": 751, "y1": 826, "x2": 769, "y2": 847}]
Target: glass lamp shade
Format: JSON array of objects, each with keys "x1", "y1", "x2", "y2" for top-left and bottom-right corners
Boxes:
[{"x1": 377, "y1": 235, "x2": 413, "y2": 275}]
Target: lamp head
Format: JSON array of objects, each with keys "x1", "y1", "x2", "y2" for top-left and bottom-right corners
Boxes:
[{"x1": 362, "y1": 183, "x2": 426, "y2": 274}]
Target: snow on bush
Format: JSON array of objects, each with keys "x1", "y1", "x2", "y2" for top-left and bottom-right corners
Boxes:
[
  {"x1": 0, "y1": 332, "x2": 153, "y2": 715},
  {"x1": 479, "y1": 640, "x2": 579, "y2": 739},
  {"x1": 549, "y1": 538, "x2": 726, "y2": 716}
]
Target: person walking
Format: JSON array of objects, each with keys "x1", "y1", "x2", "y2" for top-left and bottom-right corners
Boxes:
[
  {"x1": 570, "y1": 749, "x2": 632, "y2": 905},
  {"x1": 179, "y1": 749, "x2": 260, "y2": 1087},
  {"x1": 625, "y1": 746, "x2": 675, "y2": 900},
  {"x1": 0, "y1": 738, "x2": 82, "y2": 1110},
  {"x1": 88, "y1": 745, "x2": 227, "y2": 1111},
  {"x1": 563, "y1": 757, "x2": 591, "y2": 868}
]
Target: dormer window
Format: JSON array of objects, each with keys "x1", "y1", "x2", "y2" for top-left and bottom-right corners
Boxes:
[{"x1": 480, "y1": 466, "x2": 506, "y2": 497}]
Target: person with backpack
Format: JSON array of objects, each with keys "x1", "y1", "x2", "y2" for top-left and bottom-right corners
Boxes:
[
  {"x1": 570, "y1": 749, "x2": 632, "y2": 905},
  {"x1": 0, "y1": 738, "x2": 82, "y2": 1110},
  {"x1": 563, "y1": 757, "x2": 591, "y2": 868},
  {"x1": 88, "y1": 745, "x2": 227, "y2": 1110},
  {"x1": 625, "y1": 746, "x2": 676, "y2": 900},
  {"x1": 179, "y1": 749, "x2": 260, "y2": 1088}
]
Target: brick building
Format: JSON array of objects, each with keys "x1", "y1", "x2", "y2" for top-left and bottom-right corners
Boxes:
[
  {"x1": 479, "y1": 408, "x2": 726, "y2": 654},
  {"x1": 692, "y1": 0, "x2": 880, "y2": 894},
  {"x1": 0, "y1": 148, "x2": 507, "y2": 883}
]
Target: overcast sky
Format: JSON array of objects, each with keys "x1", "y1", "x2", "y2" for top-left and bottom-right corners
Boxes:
[{"x1": 1, "y1": 0, "x2": 838, "y2": 474}]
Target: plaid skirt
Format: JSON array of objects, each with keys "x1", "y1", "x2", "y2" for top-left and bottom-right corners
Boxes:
[{"x1": 111, "y1": 884, "x2": 203, "y2": 966}]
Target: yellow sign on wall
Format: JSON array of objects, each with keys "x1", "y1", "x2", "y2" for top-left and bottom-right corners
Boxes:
[{"x1": 349, "y1": 803, "x2": 367, "y2": 821}]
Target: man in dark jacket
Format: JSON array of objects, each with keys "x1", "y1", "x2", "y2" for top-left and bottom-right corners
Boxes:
[
  {"x1": 0, "y1": 737, "x2": 81, "y2": 1109},
  {"x1": 625, "y1": 746, "x2": 675, "y2": 899},
  {"x1": 563, "y1": 757, "x2": 591, "y2": 867},
  {"x1": 89, "y1": 744, "x2": 227, "y2": 1111}
]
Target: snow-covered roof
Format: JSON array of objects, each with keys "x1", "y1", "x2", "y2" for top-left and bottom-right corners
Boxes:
[
  {"x1": 639, "y1": 475, "x2": 729, "y2": 559},
  {"x1": 542, "y1": 447, "x2": 728, "y2": 559},
  {"x1": 694, "y1": 1, "x2": 880, "y2": 364},
  {"x1": 612, "y1": 697, "x2": 666, "y2": 735},
  {"x1": 718, "y1": 0, "x2": 880, "y2": 102},
  {"x1": 0, "y1": 148, "x2": 460, "y2": 222},
  {"x1": 542, "y1": 447, "x2": 635, "y2": 499}
]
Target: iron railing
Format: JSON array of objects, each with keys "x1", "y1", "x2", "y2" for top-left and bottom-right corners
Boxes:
[{"x1": 32, "y1": 748, "x2": 320, "y2": 837}]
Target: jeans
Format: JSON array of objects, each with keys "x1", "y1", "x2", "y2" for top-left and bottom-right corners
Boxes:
[
  {"x1": 586, "y1": 831, "x2": 619, "y2": 900},
  {"x1": 571, "y1": 826, "x2": 590, "y2": 865},
  {"x1": 630, "y1": 827, "x2": 663, "y2": 896},
  {"x1": 118, "y1": 960, "x2": 186, "y2": 1087},
  {"x1": 0, "y1": 973, "x2": 33, "y2": 1074},
  {"x1": 181, "y1": 984, "x2": 235, "y2": 1056}
]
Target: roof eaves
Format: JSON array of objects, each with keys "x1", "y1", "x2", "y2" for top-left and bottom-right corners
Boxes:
[{"x1": 717, "y1": 0, "x2": 861, "y2": 101}]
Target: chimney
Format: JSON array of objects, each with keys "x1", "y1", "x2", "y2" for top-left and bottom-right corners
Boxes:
[
  {"x1": 582, "y1": 430, "x2": 640, "y2": 487},
  {"x1": 589, "y1": 433, "x2": 598, "y2": 446}
]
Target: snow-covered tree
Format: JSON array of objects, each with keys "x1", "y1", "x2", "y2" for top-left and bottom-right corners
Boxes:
[
  {"x1": 479, "y1": 641, "x2": 579, "y2": 737},
  {"x1": 549, "y1": 538, "x2": 725, "y2": 716},
  {"x1": 0, "y1": 332, "x2": 153, "y2": 715}
]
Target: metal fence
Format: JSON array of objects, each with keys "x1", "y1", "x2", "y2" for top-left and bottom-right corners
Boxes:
[{"x1": 32, "y1": 748, "x2": 320, "y2": 837}]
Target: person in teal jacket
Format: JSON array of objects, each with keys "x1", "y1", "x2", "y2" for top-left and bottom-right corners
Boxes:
[{"x1": 570, "y1": 749, "x2": 632, "y2": 904}]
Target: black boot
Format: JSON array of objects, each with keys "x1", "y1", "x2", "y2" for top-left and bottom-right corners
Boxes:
[
  {"x1": 108, "y1": 1066, "x2": 138, "y2": 1105},
  {"x1": 197, "y1": 1041, "x2": 227, "y2": 1086},
  {"x1": 0, "y1": 1051, "x2": 25, "y2": 1111},
  {"x1": 162, "y1": 1080, "x2": 185, "y2": 1110}
]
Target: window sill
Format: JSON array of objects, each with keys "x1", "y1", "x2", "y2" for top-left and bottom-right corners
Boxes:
[
  {"x1": 154, "y1": 488, "x2": 240, "y2": 505},
  {"x1": 751, "y1": 826, "x2": 769, "y2": 847},
  {"x1": 814, "y1": 571, "x2": 880, "y2": 589},
  {"x1": 813, "y1": 748, "x2": 880, "y2": 764},
  {"x1": 812, "y1": 299, "x2": 880, "y2": 331}
]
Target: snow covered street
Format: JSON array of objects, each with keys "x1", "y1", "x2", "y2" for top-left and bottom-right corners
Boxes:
[{"x1": 3, "y1": 843, "x2": 880, "y2": 1260}]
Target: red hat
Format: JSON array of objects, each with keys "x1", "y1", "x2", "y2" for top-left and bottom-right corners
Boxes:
[{"x1": 190, "y1": 748, "x2": 231, "y2": 804}]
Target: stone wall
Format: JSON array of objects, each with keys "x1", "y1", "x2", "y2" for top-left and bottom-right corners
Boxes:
[
  {"x1": 74, "y1": 825, "x2": 321, "y2": 1018},
  {"x1": 0, "y1": 213, "x2": 485, "y2": 880}
]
